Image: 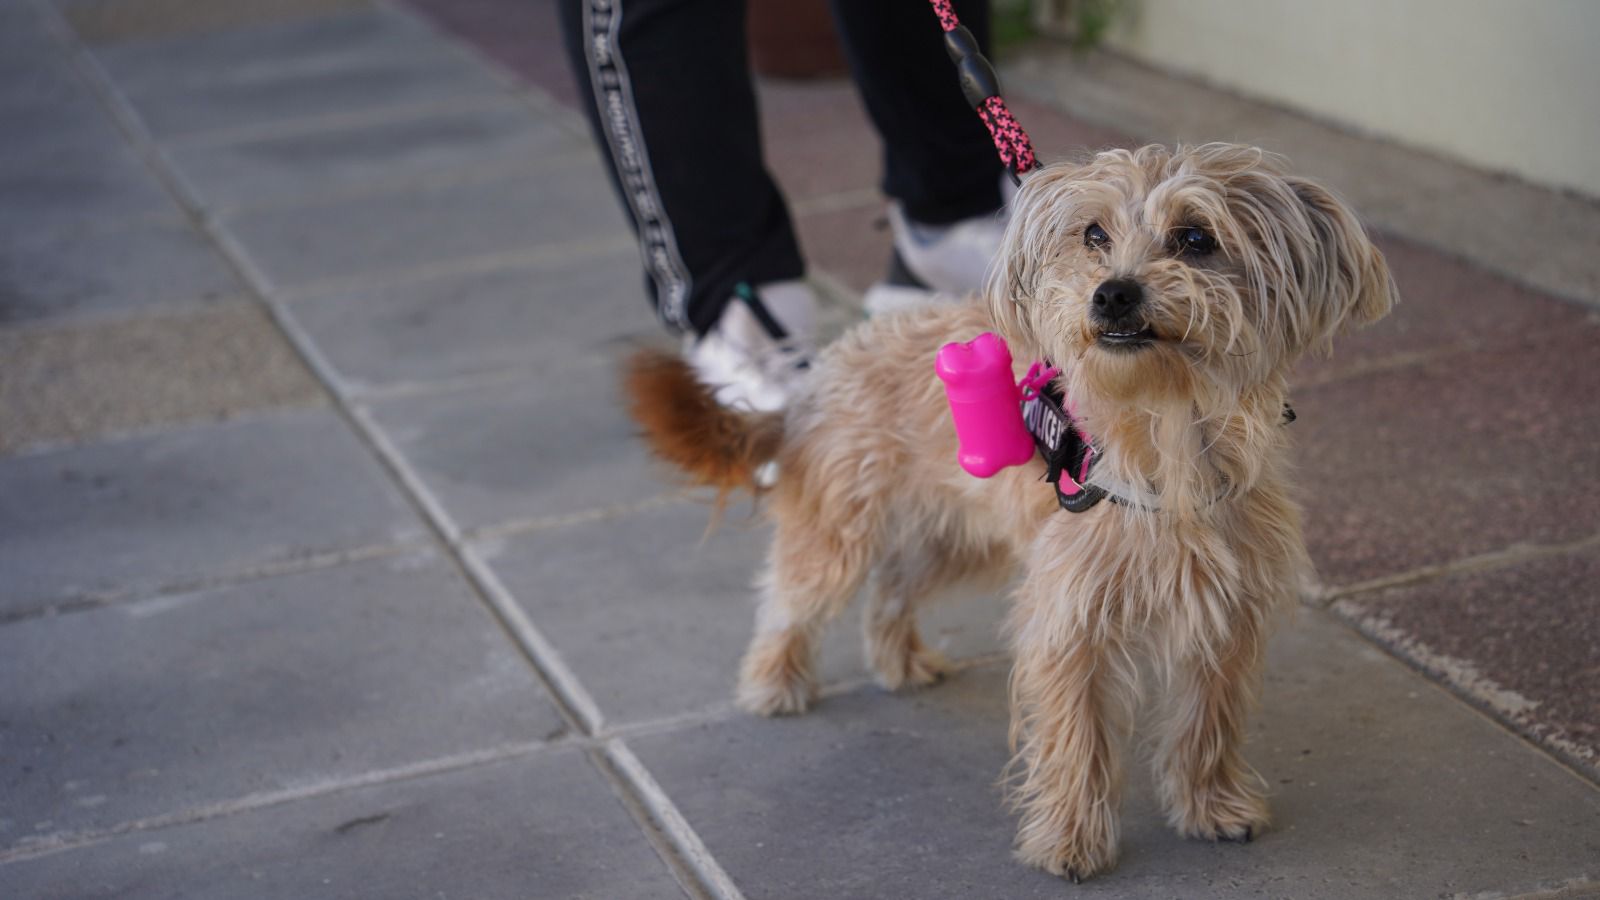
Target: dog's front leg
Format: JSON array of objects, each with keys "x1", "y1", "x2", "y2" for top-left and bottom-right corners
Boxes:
[
  {"x1": 1007, "y1": 583, "x2": 1134, "y2": 881},
  {"x1": 1151, "y1": 623, "x2": 1270, "y2": 843}
]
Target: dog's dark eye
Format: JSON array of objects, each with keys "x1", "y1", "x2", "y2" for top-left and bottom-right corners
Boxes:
[
  {"x1": 1175, "y1": 226, "x2": 1217, "y2": 256},
  {"x1": 1084, "y1": 223, "x2": 1110, "y2": 249}
]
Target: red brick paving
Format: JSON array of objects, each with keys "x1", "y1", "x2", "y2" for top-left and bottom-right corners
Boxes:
[
  {"x1": 1342, "y1": 548, "x2": 1600, "y2": 768},
  {"x1": 401, "y1": 0, "x2": 1600, "y2": 775}
]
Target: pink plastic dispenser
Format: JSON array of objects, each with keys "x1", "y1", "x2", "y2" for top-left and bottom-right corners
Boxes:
[{"x1": 935, "y1": 332, "x2": 1039, "y2": 478}]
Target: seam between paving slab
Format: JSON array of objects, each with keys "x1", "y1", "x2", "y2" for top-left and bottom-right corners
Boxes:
[
  {"x1": 156, "y1": 92, "x2": 528, "y2": 147},
  {"x1": 370, "y1": 0, "x2": 592, "y2": 138},
  {"x1": 0, "y1": 537, "x2": 430, "y2": 626},
  {"x1": 28, "y1": 4, "x2": 744, "y2": 896},
  {"x1": 270, "y1": 232, "x2": 638, "y2": 301},
  {"x1": 0, "y1": 739, "x2": 558, "y2": 866},
  {"x1": 1307, "y1": 531, "x2": 1600, "y2": 787},
  {"x1": 1331, "y1": 599, "x2": 1600, "y2": 791},
  {"x1": 1313, "y1": 531, "x2": 1600, "y2": 607}
]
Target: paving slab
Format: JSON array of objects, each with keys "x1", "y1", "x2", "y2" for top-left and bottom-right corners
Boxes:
[
  {"x1": 758, "y1": 80, "x2": 880, "y2": 202},
  {"x1": 117, "y1": 49, "x2": 517, "y2": 141},
  {"x1": 1295, "y1": 234, "x2": 1600, "y2": 388},
  {"x1": 631, "y1": 608, "x2": 1600, "y2": 899},
  {"x1": 361, "y1": 356, "x2": 662, "y2": 531},
  {"x1": 0, "y1": 550, "x2": 566, "y2": 851},
  {"x1": 476, "y1": 499, "x2": 1008, "y2": 725},
  {"x1": 0, "y1": 303, "x2": 321, "y2": 456},
  {"x1": 87, "y1": 5, "x2": 433, "y2": 90},
  {"x1": 60, "y1": 0, "x2": 370, "y2": 45},
  {"x1": 0, "y1": 407, "x2": 425, "y2": 617},
  {"x1": 0, "y1": 141, "x2": 178, "y2": 232},
  {"x1": 1336, "y1": 545, "x2": 1600, "y2": 776},
  {"x1": 0, "y1": 68, "x2": 130, "y2": 160},
  {"x1": 0, "y1": 40, "x2": 78, "y2": 110},
  {"x1": 223, "y1": 154, "x2": 624, "y2": 289},
  {"x1": 0, "y1": 218, "x2": 243, "y2": 324},
  {"x1": 1294, "y1": 328, "x2": 1600, "y2": 587},
  {"x1": 286, "y1": 243, "x2": 646, "y2": 393},
  {"x1": 166, "y1": 99, "x2": 581, "y2": 211},
  {"x1": 403, "y1": 0, "x2": 579, "y2": 109},
  {"x1": 795, "y1": 200, "x2": 892, "y2": 295},
  {"x1": 0, "y1": 748, "x2": 682, "y2": 900}
]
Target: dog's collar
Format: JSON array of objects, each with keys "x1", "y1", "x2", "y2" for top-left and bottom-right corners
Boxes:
[{"x1": 1021, "y1": 363, "x2": 1295, "y2": 514}]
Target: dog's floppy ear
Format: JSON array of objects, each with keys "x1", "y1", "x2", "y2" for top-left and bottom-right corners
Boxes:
[{"x1": 1287, "y1": 177, "x2": 1398, "y2": 348}]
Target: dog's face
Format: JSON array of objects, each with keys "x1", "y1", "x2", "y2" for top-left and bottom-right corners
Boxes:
[{"x1": 988, "y1": 144, "x2": 1397, "y2": 405}]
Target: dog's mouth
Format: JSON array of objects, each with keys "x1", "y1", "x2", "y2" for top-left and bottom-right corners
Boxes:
[{"x1": 1095, "y1": 325, "x2": 1158, "y2": 351}]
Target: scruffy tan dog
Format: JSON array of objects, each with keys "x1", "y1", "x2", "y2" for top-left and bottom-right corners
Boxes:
[{"x1": 626, "y1": 144, "x2": 1395, "y2": 880}]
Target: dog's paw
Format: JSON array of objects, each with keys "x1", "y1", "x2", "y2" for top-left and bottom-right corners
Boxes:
[
  {"x1": 735, "y1": 672, "x2": 816, "y2": 716},
  {"x1": 737, "y1": 631, "x2": 817, "y2": 716},
  {"x1": 1170, "y1": 785, "x2": 1268, "y2": 845},
  {"x1": 1014, "y1": 831, "x2": 1118, "y2": 883},
  {"x1": 873, "y1": 642, "x2": 951, "y2": 692},
  {"x1": 1013, "y1": 806, "x2": 1120, "y2": 883}
]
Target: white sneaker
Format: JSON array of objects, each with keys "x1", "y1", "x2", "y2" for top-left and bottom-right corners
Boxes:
[
  {"x1": 862, "y1": 180, "x2": 1016, "y2": 316},
  {"x1": 685, "y1": 280, "x2": 816, "y2": 414}
]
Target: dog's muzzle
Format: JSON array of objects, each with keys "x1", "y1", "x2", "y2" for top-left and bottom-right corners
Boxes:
[{"x1": 1090, "y1": 278, "x2": 1155, "y2": 349}]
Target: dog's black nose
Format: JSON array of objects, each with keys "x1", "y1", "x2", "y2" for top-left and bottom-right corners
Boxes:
[{"x1": 1091, "y1": 278, "x2": 1144, "y2": 322}]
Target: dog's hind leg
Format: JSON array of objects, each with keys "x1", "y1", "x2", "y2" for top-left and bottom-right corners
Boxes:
[
  {"x1": 864, "y1": 531, "x2": 998, "y2": 685},
  {"x1": 737, "y1": 514, "x2": 874, "y2": 716}
]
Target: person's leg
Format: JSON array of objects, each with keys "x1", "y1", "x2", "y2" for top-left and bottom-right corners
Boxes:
[
  {"x1": 557, "y1": 0, "x2": 807, "y2": 339},
  {"x1": 829, "y1": 0, "x2": 1010, "y2": 309},
  {"x1": 828, "y1": 0, "x2": 1003, "y2": 226}
]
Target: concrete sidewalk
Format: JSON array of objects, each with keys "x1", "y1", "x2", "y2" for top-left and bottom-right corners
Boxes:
[{"x1": 1, "y1": 1, "x2": 1596, "y2": 897}]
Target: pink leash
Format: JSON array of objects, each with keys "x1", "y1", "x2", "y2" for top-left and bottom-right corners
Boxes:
[{"x1": 927, "y1": 0, "x2": 1038, "y2": 181}]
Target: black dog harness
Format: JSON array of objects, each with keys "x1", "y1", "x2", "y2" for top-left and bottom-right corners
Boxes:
[
  {"x1": 1021, "y1": 379, "x2": 1113, "y2": 513},
  {"x1": 1021, "y1": 367, "x2": 1296, "y2": 513}
]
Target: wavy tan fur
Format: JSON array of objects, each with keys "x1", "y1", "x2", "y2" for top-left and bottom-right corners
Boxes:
[{"x1": 623, "y1": 144, "x2": 1396, "y2": 881}]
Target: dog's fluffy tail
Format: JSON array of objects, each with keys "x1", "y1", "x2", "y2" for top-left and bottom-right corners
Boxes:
[{"x1": 623, "y1": 348, "x2": 784, "y2": 499}]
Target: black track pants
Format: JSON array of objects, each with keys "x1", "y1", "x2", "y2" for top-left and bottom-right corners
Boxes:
[{"x1": 557, "y1": 0, "x2": 1000, "y2": 336}]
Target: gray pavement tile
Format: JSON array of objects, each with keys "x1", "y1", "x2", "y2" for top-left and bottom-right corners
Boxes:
[
  {"x1": 286, "y1": 244, "x2": 646, "y2": 392},
  {"x1": 0, "y1": 49, "x2": 89, "y2": 114},
  {"x1": 362, "y1": 356, "x2": 659, "y2": 531},
  {"x1": 166, "y1": 100, "x2": 580, "y2": 210},
  {"x1": 631, "y1": 609, "x2": 1600, "y2": 899},
  {"x1": 0, "y1": 407, "x2": 426, "y2": 617},
  {"x1": 0, "y1": 750, "x2": 683, "y2": 900},
  {"x1": 476, "y1": 500, "x2": 1007, "y2": 725},
  {"x1": 87, "y1": 5, "x2": 429, "y2": 89},
  {"x1": 121, "y1": 51, "x2": 515, "y2": 141},
  {"x1": 0, "y1": 550, "x2": 567, "y2": 851},
  {"x1": 0, "y1": 303, "x2": 321, "y2": 456},
  {"x1": 0, "y1": 85, "x2": 126, "y2": 160},
  {"x1": 0, "y1": 218, "x2": 243, "y2": 323},
  {"x1": 62, "y1": 0, "x2": 369, "y2": 45},
  {"x1": 224, "y1": 155, "x2": 624, "y2": 288},
  {"x1": 0, "y1": 142, "x2": 178, "y2": 232}
]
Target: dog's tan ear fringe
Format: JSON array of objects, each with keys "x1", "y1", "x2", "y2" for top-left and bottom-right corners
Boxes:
[
  {"x1": 1289, "y1": 177, "x2": 1399, "y2": 339},
  {"x1": 622, "y1": 348, "x2": 784, "y2": 505}
]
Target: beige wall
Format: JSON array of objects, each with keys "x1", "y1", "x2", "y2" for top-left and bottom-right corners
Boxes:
[{"x1": 1102, "y1": 0, "x2": 1600, "y2": 198}]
